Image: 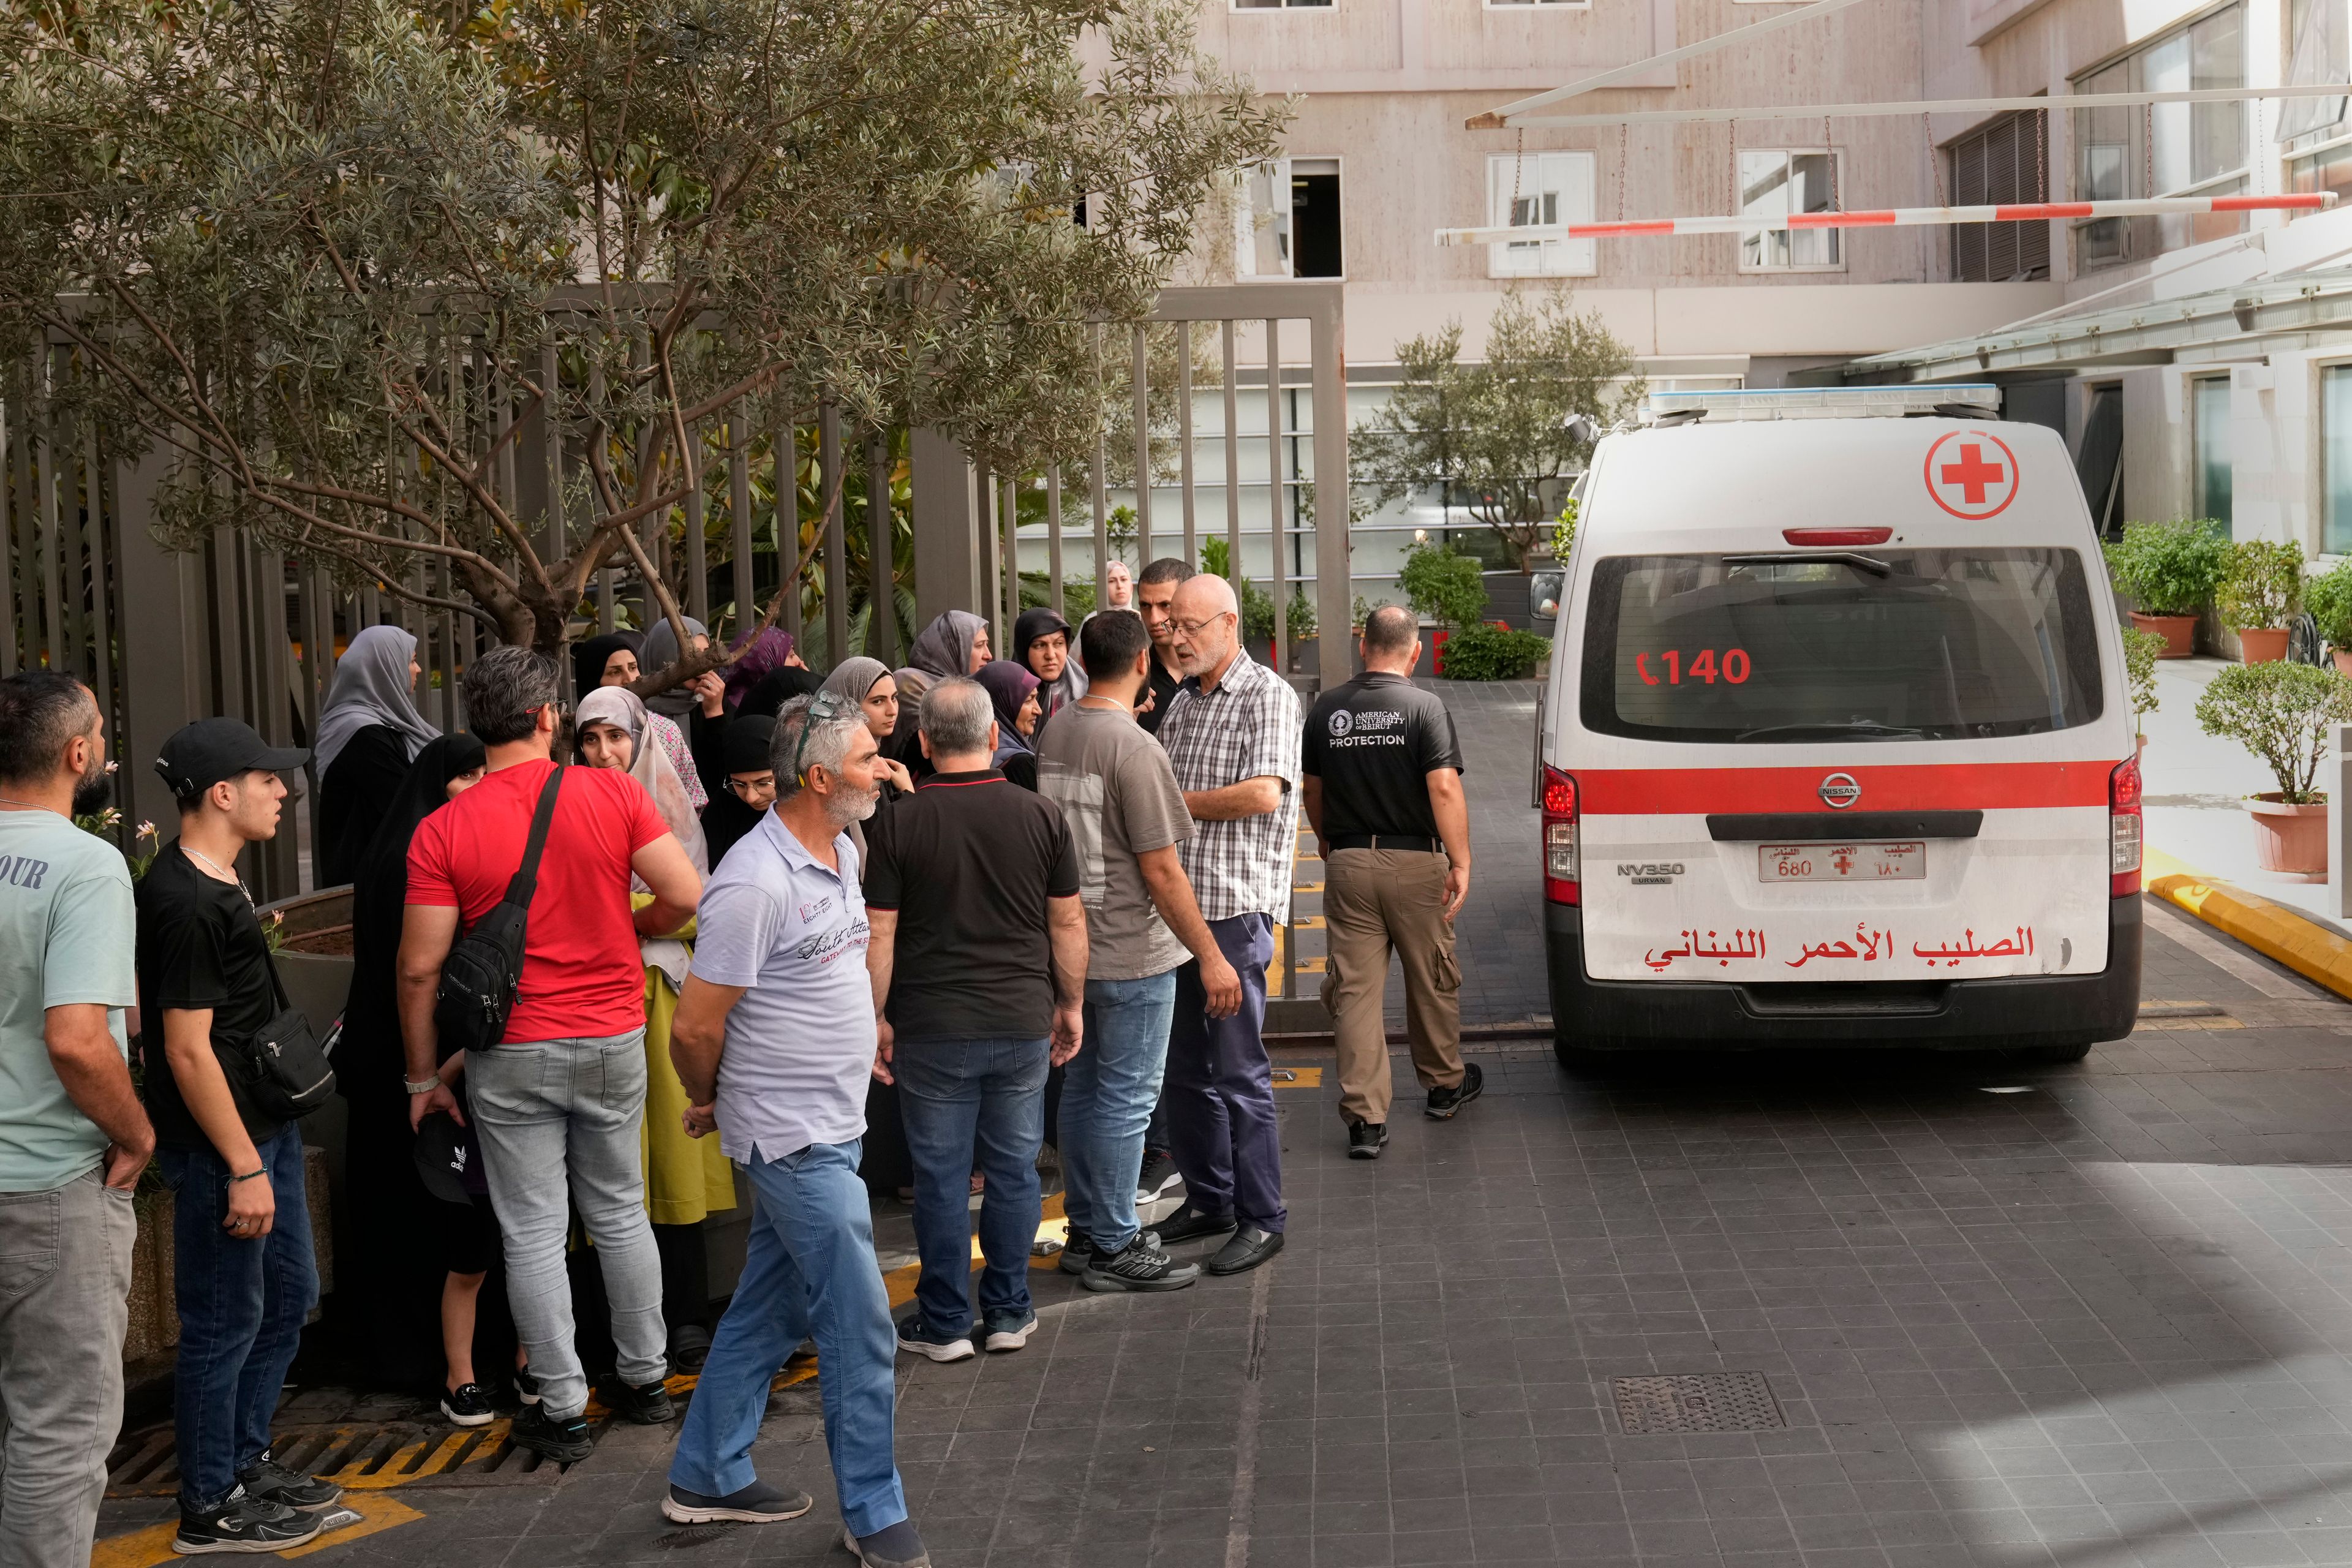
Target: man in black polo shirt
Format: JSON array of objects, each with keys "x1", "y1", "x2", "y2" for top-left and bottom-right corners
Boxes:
[{"x1": 1301, "y1": 606, "x2": 1478, "y2": 1159}]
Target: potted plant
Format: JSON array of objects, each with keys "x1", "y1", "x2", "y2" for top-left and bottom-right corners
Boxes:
[
  {"x1": 2103, "y1": 519, "x2": 2230, "y2": 657},
  {"x1": 2309, "y1": 556, "x2": 2352, "y2": 676},
  {"x1": 2193, "y1": 660, "x2": 2352, "y2": 878},
  {"x1": 2218, "y1": 537, "x2": 2305, "y2": 663},
  {"x1": 2121, "y1": 627, "x2": 2164, "y2": 753}
]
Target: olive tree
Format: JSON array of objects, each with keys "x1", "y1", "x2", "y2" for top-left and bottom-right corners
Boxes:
[{"x1": 0, "y1": 0, "x2": 1284, "y2": 679}]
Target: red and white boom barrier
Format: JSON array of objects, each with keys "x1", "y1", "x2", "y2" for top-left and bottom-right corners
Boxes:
[{"x1": 1434, "y1": 193, "x2": 2335, "y2": 247}]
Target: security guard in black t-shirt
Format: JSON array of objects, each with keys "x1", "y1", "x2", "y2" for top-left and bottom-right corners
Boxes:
[{"x1": 1300, "y1": 606, "x2": 1479, "y2": 1159}]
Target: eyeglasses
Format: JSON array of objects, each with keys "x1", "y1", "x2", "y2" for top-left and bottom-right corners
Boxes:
[
  {"x1": 790, "y1": 689, "x2": 857, "y2": 783},
  {"x1": 1171, "y1": 613, "x2": 1230, "y2": 638},
  {"x1": 726, "y1": 774, "x2": 777, "y2": 799}
]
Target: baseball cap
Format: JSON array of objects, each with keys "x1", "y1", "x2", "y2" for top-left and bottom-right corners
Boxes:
[
  {"x1": 411, "y1": 1110, "x2": 486, "y2": 1204},
  {"x1": 154, "y1": 717, "x2": 310, "y2": 798}
]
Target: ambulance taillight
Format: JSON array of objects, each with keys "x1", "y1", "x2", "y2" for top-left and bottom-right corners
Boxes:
[
  {"x1": 2110, "y1": 756, "x2": 2143, "y2": 897},
  {"x1": 1541, "y1": 767, "x2": 1579, "y2": 905}
]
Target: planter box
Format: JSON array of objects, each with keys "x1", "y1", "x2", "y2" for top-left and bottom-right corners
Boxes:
[
  {"x1": 2239, "y1": 627, "x2": 2292, "y2": 664},
  {"x1": 2128, "y1": 611, "x2": 2198, "y2": 658},
  {"x1": 2250, "y1": 793, "x2": 2329, "y2": 880}
]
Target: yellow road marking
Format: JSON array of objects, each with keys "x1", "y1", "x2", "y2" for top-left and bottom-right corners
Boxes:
[
  {"x1": 884, "y1": 1192, "x2": 1068, "y2": 1309},
  {"x1": 94, "y1": 1494, "x2": 424, "y2": 1568},
  {"x1": 1273, "y1": 1067, "x2": 1324, "y2": 1088},
  {"x1": 2146, "y1": 848, "x2": 2352, "y2": 1000},
  {"x1": 1292, "y1": 915, "x2": 1324, "y2": 930}
]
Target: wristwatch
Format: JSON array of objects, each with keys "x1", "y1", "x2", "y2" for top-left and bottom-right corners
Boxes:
[{"x1": 405, "y1": 1075, "x2": 442, "y2": 1095}]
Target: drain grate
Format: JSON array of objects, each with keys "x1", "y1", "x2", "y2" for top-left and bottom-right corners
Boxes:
[
  {"x1": 106, "y1": 1418, "x2": 576, "y2": 1497},
  {"x1": 1612, "y1": 1373, "x2": 1785, "y2": 1434}
]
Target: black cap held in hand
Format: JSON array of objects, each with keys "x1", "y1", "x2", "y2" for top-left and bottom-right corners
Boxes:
[{"x1": 155, "y1": 717, "x2": 310, "y2": 798}]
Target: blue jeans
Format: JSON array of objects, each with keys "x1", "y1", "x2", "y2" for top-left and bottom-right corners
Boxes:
[
  {"x1": 668, "y1": 1140, "x2": 906, "y2": 1538},
  {"x1": 1061, "y1": 972, "x2": 1179, "y2": 1253},
  {"x1": 892, "y1": 1037, "x2": 1049, "y2": 1336},
  {"x1": 1167, "y1": 913, "x2": 1284, "y2": 1232},
  {"x1": 157, "y1": 1126, "x2": 317, "y2": 1513}
]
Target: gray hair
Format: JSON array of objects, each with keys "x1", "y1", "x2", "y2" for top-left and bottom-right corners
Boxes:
[
  {"x1": 0, "y1": 671, "x2": 94, "y2": 786},
  {"x1": 771, "y1": 696, "x2": 869, "y2": 800},
  {"x1": 919, "y1": 677, "x2": 993, "y2": 756},
  {"x1": 465, "y1": 646, "x2": 559, "y2": 745}
]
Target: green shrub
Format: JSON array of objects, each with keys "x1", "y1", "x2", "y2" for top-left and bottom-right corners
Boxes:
[
  {"x1": 1550, "y1": 497, "x2": 1578, "y2": 560},
  {"x1": 2218, "y1": 538, "x2": 2305, "y2": 631},
  {"x1": 2194, "y1": 658, "x2": 2352, "y2": 802},
  {"x1": 1441, "y1": 622, "x2": 1552, "y2": 681},
  {"x1": 1197, "y1": 536, "x2": 1314, "y2": 643},
  {"x1": 2103, "y1": 518, "x2": 2230, "y2": 616},
  {"x1": 2120, "y1": 627, "x2": 2164, "y2": 726},
  {"x1": 2308, "y1": 557, "x2": 2352, "y2": 648},
  {"x1": 1398, "y1": 540, "x2": 1488, "y2": 631}
]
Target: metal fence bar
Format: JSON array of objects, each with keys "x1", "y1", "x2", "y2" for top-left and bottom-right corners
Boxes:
[
  {"x1": 684, "y1": 419, "x2": 709, "y2": 624},
  {"x1": 1309, "y1": 305, "x2": 1352, "y2": 687},
  {"x1": 867, "y1": 432, "x2": 894, "y2": 665},
  {"x1": 1265, "y1": 317, "x2": 1285, "y2": 676},
  {"x1": 1131, "y1": 325, "x2": 1151, "y2": 567},
  {"x1": 38, "y1": 368, "x2": 69, "y2": 673},
  {"x1": 730, "y1": 411, "x2": 758, "y2": 643},
  {"x1": 821, "y1": 405, "x2": 846, "y2": 663},
  {"x1": 0, "y1": 394, "x2": 20, "y2": 676},
  {"x1": 1178, "y1": 328, "x2": 1196, "y2": 569},
  {"x1": 1092, "y1": 424, "x2": 1109, "y2": 610},
  {"x1": 1003, "y1": 476, "x2": 1019, "y2": 630},
  {"x1": 1047, "y1": 465, "x2": 1064, "y2": 619},
  {"x1": 81, "y1": 416, "x2": 114, "y2": 709},
  {"x1": 1221, "y1": 322, "x2": 1240, "y2": 597}
]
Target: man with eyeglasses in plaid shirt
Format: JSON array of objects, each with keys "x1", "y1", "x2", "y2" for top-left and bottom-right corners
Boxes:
[{"x1": 1148, "y1": 574, "x2": 1301, "y2": 1276}]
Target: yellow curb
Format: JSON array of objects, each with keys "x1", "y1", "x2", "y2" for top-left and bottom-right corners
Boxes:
[
  {"x1": 94, "y1": 1493, "x2": 424, "y2": 1568},
  {"x1": 2143, "y1": 848, "x2": 2352, "y2": 1000}
]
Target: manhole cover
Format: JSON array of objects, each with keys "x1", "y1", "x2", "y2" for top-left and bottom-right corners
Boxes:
[{"x1": 1612, "y1": 1373, "x2": 1785, "y2": 1434}]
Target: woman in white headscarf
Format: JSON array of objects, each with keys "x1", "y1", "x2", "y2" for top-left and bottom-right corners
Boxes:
[
  {"x1": 570, "y1": 685, "x2": 731, "y2": 1359},
  {"x1": 314, "y1": 624, "x2": 443, "y2": 886}
]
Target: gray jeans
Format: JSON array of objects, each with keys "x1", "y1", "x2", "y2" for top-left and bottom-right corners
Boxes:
[
  {"x1": 0, "y1": 1168, "x2": 134, "y2": 1568},
  {"x1": 469, "y1": 1031, "x2": 665, "y2": 1420}
]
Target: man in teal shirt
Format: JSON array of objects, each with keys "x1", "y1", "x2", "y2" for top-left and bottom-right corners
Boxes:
[{"x1": 0, "y1": 671, "x2": 153, "y2": 1567}]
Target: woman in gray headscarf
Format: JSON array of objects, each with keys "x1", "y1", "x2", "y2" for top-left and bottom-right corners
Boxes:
[
  {"x1": 821, "y1": 656, "x2": 900, "y2": 744},
  {"x1": 890, "y1": 611, "x2": 990, "y2": 774},
  {"x1": 637, "y1": 614, "x2": 725, "y2": 806},
  {"x1": 314, "y1": 624, "x2": 442, "y2": 885}
]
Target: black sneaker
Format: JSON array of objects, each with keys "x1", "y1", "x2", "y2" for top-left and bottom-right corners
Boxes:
[
  {"x1": 1154, "y1": 1203, "x2": 1238, "y2": 1246},
  {"x1": 1082, "y1": 1234, "x2": 1201, "y2": 1293},
  {"x1": 235, "y1": 1451, "x2": 341, "y2": 1512},
  {"x1": 514, "y1": 1365, "x2": 541, "y2": 1406},
  {"x1": 662, "y1": 1478, "x2": 815, "y2": 1525},
  {"x1": 1134, "y1": 1149, "x2": 1181, "y2": 1205},
  {"x1": 601, "y1": 1374, "x2": 676, "y2": 1424},
  {"x1": 1058, "y1": 1232, "x2": 1104, "y2": 1276},
  {"x1": 843, "y1": 1519, "x2": 933, "y2": 1567},
  {"x1": 982, "y1": 1309, "x2": 1038, "y2": 1352},
  {"x1": 894, "y1": 1313, "x2": 974, "y2": 1363},
  {"x1": 1425, "y1": 1061, "x2": 1484, "y2": 1120},
  {"x1": 1347, "y1": 1120, "x2": 1388, "y2": 1159},
  {"x1": 173, "y1": 1487, "x2": 322, "y2": 1555},
  {"x1": 440, "y1": 1382, "x2": 495, "y2": 1428},
  {"x1": 508, "y1": 1402, "x2": 594, "y2": 1464}
]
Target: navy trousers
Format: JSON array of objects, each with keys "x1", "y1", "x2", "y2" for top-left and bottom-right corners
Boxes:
[{"x1": 1166, "y1": 912, "x2": 1285, "y2": 1234}]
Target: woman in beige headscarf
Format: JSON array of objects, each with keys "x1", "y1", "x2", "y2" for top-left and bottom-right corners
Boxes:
[{"x1": 571, "y1": 687, "x2": 731, "y2": 1359}]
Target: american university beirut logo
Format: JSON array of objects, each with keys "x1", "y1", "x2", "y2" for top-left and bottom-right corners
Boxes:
[{"x1": 1328, "y1": 709, "x2": 1353, "y2": 738}]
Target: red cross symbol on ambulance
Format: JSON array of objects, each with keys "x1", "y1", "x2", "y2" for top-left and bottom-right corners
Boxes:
[{"x1": 1923, "y1": 431, "x2": 2020, "y2": 520}]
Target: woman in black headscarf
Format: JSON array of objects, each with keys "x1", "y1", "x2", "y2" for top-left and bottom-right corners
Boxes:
[
  {"x1": 571, "y1": 630, "x2": 645, "y2": 698},
  {"x1": 333, "y1": 735, "x2": 518, "y2": 1415},
  {"x1": 701, "y1": 715, "x2": 776, "y2": 870}
]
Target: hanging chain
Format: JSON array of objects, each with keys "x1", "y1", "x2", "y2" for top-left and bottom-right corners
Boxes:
[
  {"x1": 2144, "y1": 102, "x2": 2155, "y2": 198},
  {"x1": 1826, "y1": 116, "x2": 1839, "y2": 209},
  {"x1": 2035, "y1": 107, "x2": 2047, "y2": 202},
  {"x1": 1512, "y1": 126, "x2": 1526, "y2": 226},
  {"x1": 1929, "y1": 114, "x2": 1948, "y2": 207}
]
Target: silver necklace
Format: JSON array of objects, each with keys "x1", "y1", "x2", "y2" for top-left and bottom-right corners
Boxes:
[
  {"x1": 181, "y1": 844, "x2": 254, "y2": 907},
  {"x1": 0, "y1": 797, "x2": 59, "y2": 814}
]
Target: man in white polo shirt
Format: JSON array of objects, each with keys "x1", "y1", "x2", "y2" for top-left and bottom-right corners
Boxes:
[{"x1": 661, "y1": 693, "x2": 930, "y2": 1568}]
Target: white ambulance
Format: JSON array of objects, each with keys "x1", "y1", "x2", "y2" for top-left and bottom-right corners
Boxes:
[{"x1": 1539, "y1": 386, "x2": 2141, "y2": 1061}]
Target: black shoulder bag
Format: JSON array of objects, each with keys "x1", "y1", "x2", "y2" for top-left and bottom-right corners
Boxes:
[
  {"x1": 219, "y1": 959, "x2": 338, "y2": 1123},
  {"x1": 432, "y1": 764, "x2": 564, "y2": 1058}
]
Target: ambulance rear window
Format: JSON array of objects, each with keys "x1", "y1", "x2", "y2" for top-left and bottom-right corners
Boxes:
[{"x1": 1580, "y1": 548, "x2": 2105, "y2": 744}]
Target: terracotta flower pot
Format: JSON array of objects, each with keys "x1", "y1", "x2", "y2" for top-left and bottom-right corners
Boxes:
[
  {"x1": 2129, "y1": 611, "x2": 2198, "y2": 658},
  {"x1": 2334, "y1": 648, "x2": 2352, "y2": 677},
  {"x1": 2239, "y1": 627, "x2": 2292, "y2": 664},
  {"x1": 2247, "y1": 793, "x2": 2330, "y2": 880}
]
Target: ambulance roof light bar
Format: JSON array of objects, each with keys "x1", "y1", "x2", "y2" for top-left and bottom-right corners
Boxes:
[{"x1": 1646, "y1": 386, "x2": 1999, "y2": 424}]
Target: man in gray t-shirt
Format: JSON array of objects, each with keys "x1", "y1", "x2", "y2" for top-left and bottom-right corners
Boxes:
[
  {"x1": 0, "y1": 672, "x2": 152, "y2": 1568},
  {"x1": 1036, "y1": 611, "x2": 1240, "y2": 1291}
]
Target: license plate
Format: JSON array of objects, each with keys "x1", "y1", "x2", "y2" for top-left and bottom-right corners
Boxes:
[{"x1": 1758, "y1": 842, "x2": 1926, "y2": 882}]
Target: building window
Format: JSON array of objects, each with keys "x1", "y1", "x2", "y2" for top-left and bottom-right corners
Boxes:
[
  {"x1": 2286, "y1": 0, "x2": 2352, "y2": 199},
  {"x1": 1487, "y1": 0, "x2": 1587, "y2": 9},
  {"x1": 2073, "y1": 7, "x2": 2246, "y2": 268},
  {"x1": 1233, "y1": 158, "x2": 1343, "y2": 279},
  {"x1": 1232, "y1": 0, "x2": 1332, "y2": 10},
  {"x1": 2327, "y1": 366, "x2": 2352, "y2": 554},
  {"x1": 1485, "y1": 153, "x2": 1596, "y2": 277},
  {"x1": 2195, "y1": 377, "x2": 2233, "y2": 526},
  {"x1": 1738, "y1": 150, "x2": 1840, "y2": 271},
  {"x1": 1947, "y1": 111, "x2": 2049, "y2": 281}
]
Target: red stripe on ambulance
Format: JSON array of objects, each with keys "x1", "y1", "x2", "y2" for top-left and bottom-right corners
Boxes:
[{"x1": 1575, "y1": 761, "x2": 2115, "y2": 815}]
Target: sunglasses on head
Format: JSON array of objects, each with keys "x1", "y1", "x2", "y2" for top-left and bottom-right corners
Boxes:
[{"x1": 790, "y1": 689, "x2": 858, "y2": 784}]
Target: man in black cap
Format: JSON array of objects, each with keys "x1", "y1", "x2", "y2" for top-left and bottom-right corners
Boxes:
[{"x1": 137, "y1": 718, "x2": 344, "y2": 1554}]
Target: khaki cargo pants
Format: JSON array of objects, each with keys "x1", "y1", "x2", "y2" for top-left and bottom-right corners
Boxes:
[{"x1": 1321, "y1": 848, "x2": 1464, "y2": 1126}]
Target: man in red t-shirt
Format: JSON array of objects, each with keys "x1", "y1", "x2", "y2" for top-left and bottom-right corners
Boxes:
[{"x1": 398, "y1": 646, "x2": 702, "y2": 1464}]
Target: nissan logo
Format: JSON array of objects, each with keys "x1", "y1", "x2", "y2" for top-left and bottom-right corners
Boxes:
[{"x1": 1819, "y1": 772, "x2": 1861, "y2": 809}]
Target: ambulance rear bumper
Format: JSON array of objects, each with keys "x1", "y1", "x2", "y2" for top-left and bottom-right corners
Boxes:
[{"x1": 1544, "y1": 894, "x2": 2141, "y2": 1049}]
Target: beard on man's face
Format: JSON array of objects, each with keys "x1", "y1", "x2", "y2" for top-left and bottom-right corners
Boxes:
[
  {"x1": 69, "y1": 749, "x2": 111, "y2": 816},
  {"x1": 824, "y1": 778, "x2": 881, "y2": 826}
]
